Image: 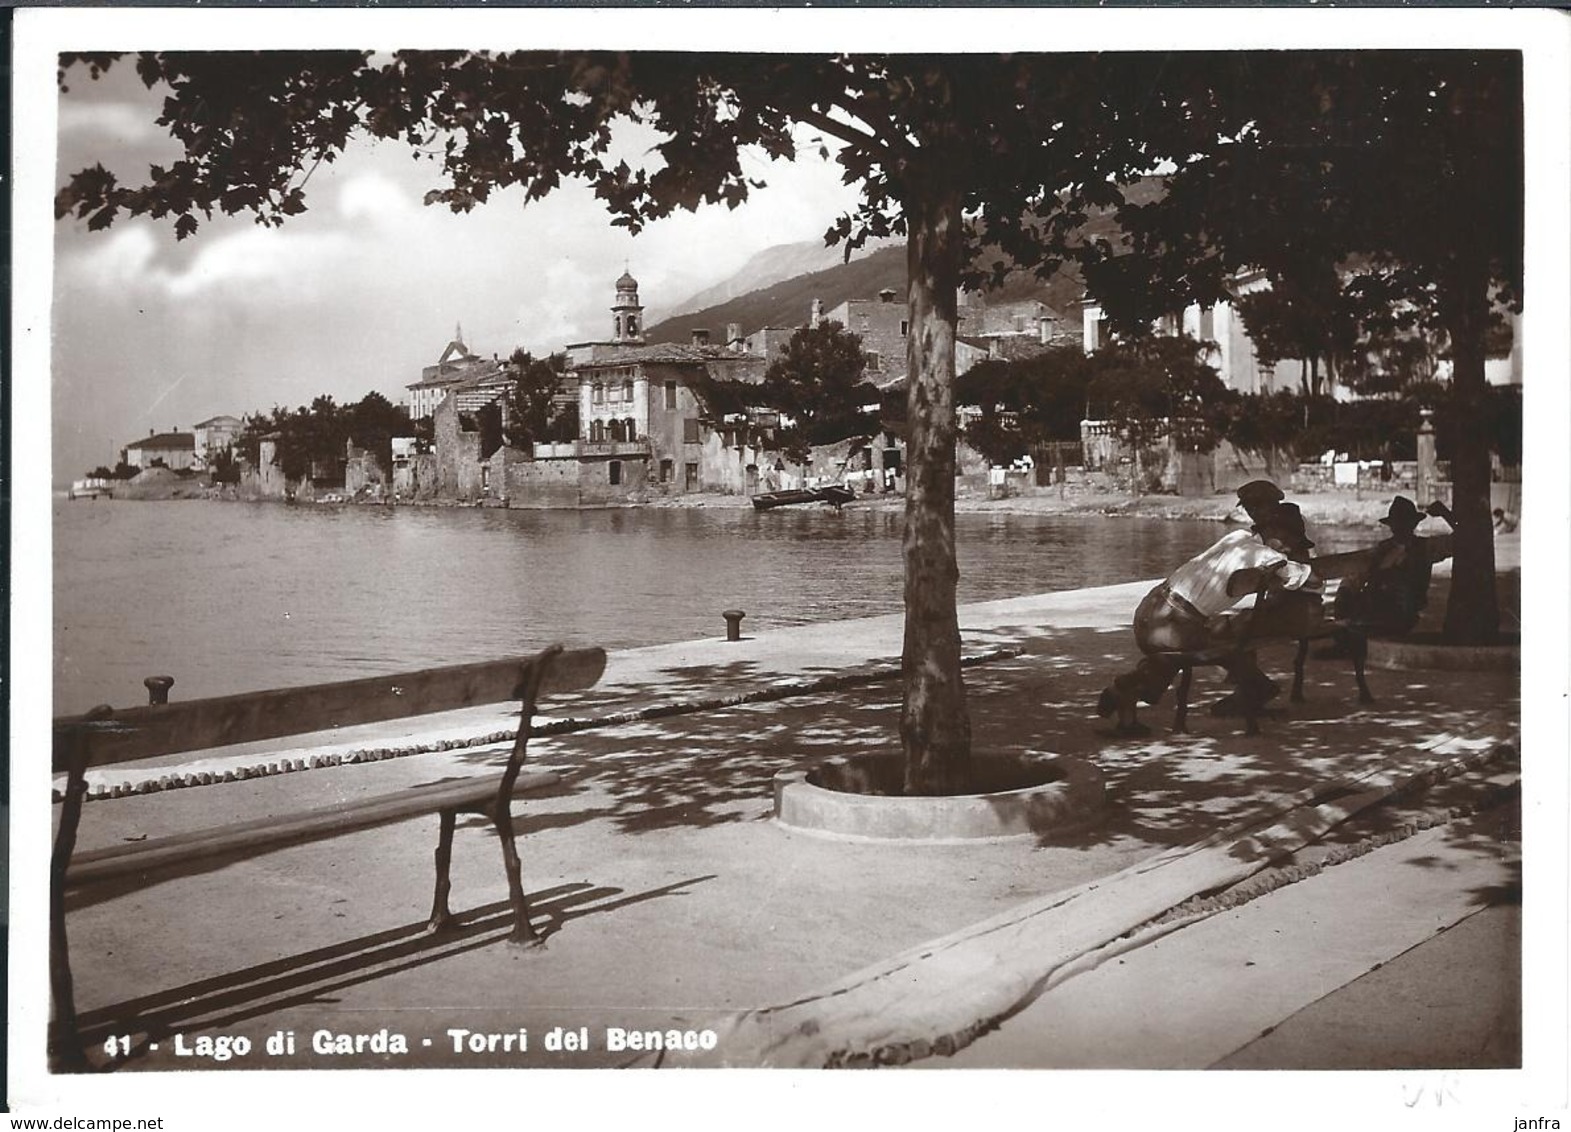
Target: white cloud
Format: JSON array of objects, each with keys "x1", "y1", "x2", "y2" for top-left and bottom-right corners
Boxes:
[
  {"x1": 56, "y1": 101, "x2": 167, "y2": 143},
  {"x1": 336, "y1": 173, "x2": 418, "y2": 227},
  {"x1": 164, "y1": 226, "x2": 353, "y2": 299},
  {"x1": 63, "y1": 222, "x2": 164, "y2": 289}
]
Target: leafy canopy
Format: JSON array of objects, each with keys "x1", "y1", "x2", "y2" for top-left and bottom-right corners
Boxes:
[
  {"x1": 758, "y1": 321, "x2": 879, "y2": 463},
  {"x1": 57, "y1": 50, "x2": 1232, "y2": 284}
]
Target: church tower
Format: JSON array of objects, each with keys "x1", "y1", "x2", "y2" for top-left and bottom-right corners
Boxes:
[{"x1": 612, "y1": 269, "x2": 645, "y2": 344}]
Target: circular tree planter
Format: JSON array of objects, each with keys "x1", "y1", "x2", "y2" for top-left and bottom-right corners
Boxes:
[
  {"x1": 773, "y1": 752, "x2": 1104, "y2": 842},
  {"x1": 1366, "y1": 632, "x2": 1520, "y2": 672}
]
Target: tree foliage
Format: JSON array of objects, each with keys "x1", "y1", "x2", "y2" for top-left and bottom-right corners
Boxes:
[
  {"x1": 1078, "y1": 51, "x2": 1521, "y2": 642},
  {"x1": 236, "y1": 390, "x2": 412, "y2": 483},
  {"x1": 756, "y1": 321, "x2": 879, "y2": 463},
  {"x1": 504, "y1": 349, "x2": 574, "y2": 448},
  {"x1": 956, "y1": 344, "x2": 1089, "y2": 462}
]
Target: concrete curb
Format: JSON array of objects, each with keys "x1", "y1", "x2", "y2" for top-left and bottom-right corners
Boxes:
[
  {"x1": 1366, "y1": 637, "x2": 1520, "y2": 671},
  {"x1": 772, "y1": 754, "x2": 1106, "y2": 843}
]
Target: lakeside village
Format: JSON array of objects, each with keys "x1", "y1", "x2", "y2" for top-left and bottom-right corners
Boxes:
[{"x1": 75, "y1": 268, "x2": 1525, "y2": 518}]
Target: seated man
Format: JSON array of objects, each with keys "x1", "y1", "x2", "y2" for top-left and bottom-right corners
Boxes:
[
  {"x1": 1099, "y1": 500, "x2": 1328, "y2": 735},
  {"x1": 1332, "y1": 496, "x2": 1456, "y2": 637}
]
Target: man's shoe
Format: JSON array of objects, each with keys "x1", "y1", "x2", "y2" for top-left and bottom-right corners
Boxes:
[
  {"x1": 1212, "y1": 679, "x2": 1279, "y2": 717},
  {"x1": 1210, "y1": 692, "x2": 1249, "y2": 717}
]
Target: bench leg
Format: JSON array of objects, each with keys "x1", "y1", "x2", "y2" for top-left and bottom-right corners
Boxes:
[
  {"x1": 490, "y1": 805, "x2": 542, "y2": 948},
  {"x1": 1346, "y1": 629, "x2": 1375, "y2": 704},
  {"x1": 427, "y1": 809, "x2": 457, "y2": 934},
  {"x1": 1171, "y1": 666, "x2": 1193, "y2": 734},
  {"x1": 49, "y1": 722, "x2": 99, "y2": 1073},
  {"x1": 1291, "y1": 638, "x2": 1310, "y2": 703},
  {"x1": 50, "y1": 815, "x2": 89, "y2": 1071}
]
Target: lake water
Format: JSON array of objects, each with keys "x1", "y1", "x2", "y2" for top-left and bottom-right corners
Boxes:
[{"x1": 52, "y1": 498, "x2": 1242, "y2": 716}]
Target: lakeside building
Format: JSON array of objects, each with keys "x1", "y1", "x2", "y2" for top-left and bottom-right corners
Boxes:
[
  {"x1": 556, "y1": 271, "x2": 773, "y2": 504},
  {"x1": 192, "y1": 415, "x2": 242, "y2": 469},
  {"x1": 121, "y1": 430, "x2": 196, "y2": 471},
  {"x1": 406, "y1": 326, "x2": 504, "y2": 421},
  {"x1": 1078, "y1": 268, "x2": 1522, "y2": 397}
]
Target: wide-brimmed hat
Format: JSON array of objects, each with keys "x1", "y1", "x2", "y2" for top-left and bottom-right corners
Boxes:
[
  {"x1": 1380, "y1": 496, "x2": 1422, "y2": 530},
  {"x1": 1256, "y1": 500, "x2": 1314, "y2": 549},
  {"x1": 1236, "y1": 479, "x2": 1284, "y2": 512}
]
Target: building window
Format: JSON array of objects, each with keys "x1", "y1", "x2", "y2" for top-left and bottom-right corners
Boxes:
[
  {"x1": 685, "y1": 462, "x2": 699, "y2": 491},
  {"x1": 665, "y1": 380, "x2": 678, "y2": 410},
  {"x1": 865, "y1": 351, "x2": 881, "y2": 372},
  {"x1": 592, "y1": 383, "x2": 604, "y2": 404},
  {"x1": 683, "y1": 417, "x2": 701, "y2": 444},
  {"x1": 609, "y1": 460, "x2": 622, "y2": 486},
  {"x1": 622, "y1": 379, "x2": 634, "y2": 403},
  {"x1": 900, "y1": 320, "x2": 909, "y2": 336},
  {"x1": 1199, "y1": 307, "x2": 1215, "y2": 342},
  {"x1": 624, "y1": 418, "x2": 637, "y2": 440},
  {"x1": 660, "y1": 458, "x2": 674, "y2": 483}
]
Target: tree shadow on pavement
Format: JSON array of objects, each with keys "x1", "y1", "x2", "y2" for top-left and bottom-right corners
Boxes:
[{"x1": 424, "y1": 625, "x2": 1516, "y2": 860}]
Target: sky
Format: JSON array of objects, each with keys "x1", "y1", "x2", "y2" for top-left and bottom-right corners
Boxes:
[{"x1": 48, "y1": 58, "x2": 862, "y2": 483}]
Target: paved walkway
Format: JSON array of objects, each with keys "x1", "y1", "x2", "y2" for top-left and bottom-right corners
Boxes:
[{"x1": 30, "y1": 577, "x2": 1522, "y2": 1084}]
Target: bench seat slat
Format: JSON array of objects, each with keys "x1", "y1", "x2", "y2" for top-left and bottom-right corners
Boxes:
[
  {"x1": 54, "y1": 647, "x2": 607, "y2": 771},
  {"x1": 65, "y1": 769, "x2": 562, "y2": 890}
]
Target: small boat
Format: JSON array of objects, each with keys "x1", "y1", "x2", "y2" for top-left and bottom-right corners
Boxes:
[
  {"x1": 752, "y1": 485, "x2": 857, "y2": 511},
  {"x1": 68, "y1": 479, "x2": 110, "y2": 500}
]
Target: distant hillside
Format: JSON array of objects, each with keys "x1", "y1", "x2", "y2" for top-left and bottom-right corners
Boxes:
[
  {"x1": 646, "y1": 245, "x2": 907, "y2": 343},
  {"x1": 660, "y1": 237, "x2": 898, "y2": 321},
  {"x1": 646, "y1": 180, "x2": 1159, "y2": 343}
]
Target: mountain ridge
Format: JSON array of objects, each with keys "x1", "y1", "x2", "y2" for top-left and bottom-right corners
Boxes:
[{"x1": 644, "y1": 178, "x2": 1161, "y2": 344}]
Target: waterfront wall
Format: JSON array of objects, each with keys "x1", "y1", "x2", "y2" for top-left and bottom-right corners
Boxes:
[
  {"x1": 433, "y1": 399, "x2": 485, "y2": 501},
  {"x1": 506, "y1": 453, "x2": 580, "y2": 508}
]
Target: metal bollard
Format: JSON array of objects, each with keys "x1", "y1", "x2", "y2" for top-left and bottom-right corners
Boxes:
[
  {"x1": 722, "y1": 609, "x2": 746, "y2": 642},
  {"x1": 144, "y1": 675, "x2": 174, "y2": 705}
]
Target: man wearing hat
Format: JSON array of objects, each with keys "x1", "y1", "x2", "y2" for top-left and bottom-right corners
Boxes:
[
  {"x1": 1333, "y1": 496, "x2": 1456, "y2": 636},
  {"x1": 1235, "y1": 479, "x2": 1285, "y2": 525},
  {"x1": 1099, "y1": 499, "x2": 1330, "y2": 733}
]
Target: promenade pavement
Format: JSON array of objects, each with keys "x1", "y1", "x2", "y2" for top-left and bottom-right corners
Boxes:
[{"x1": 35, "y1": 554, "x2": 1524, "y2": 1080}]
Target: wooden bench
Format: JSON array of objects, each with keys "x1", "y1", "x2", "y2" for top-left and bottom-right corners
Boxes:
[{"x1": 49, "y1": 643, "x2": 606, "y2": 1070}]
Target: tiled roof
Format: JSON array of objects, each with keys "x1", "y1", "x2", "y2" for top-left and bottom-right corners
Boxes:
[
  {"x1": 453, "y1": 388, "x2": 506, "y2": 413},
  {"x1": 126, "y1": 432, "x2": 195, "y2": 450},
  {"x1": 572, "y1": 343, "x2": 737, "y2": 369}
]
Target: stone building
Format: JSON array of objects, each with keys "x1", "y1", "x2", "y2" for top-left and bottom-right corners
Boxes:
[
  {"x1": 191, "y1": 415, "x2": 242, "y2": 469},
  {"x1": 431, "y1": 367, "x2": 516, "y2": 502},
  {"x1": 563, "y1": 270, "x2": 769, "y2": 503},
  {"x1": 405, "y1": 325, "x2": 505, "y2": 420},
  {"x1": 121, "y1": 431, "x2": 196, "y2": 471}
]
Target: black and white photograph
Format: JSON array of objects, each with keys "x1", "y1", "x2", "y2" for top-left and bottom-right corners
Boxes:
[{"x1": 9, "y1": 6, "x2": 1568, "y2": 1127}]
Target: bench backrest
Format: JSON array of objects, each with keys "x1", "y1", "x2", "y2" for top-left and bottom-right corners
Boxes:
[{"x1": 52, "y1": 646, "x2": 607, "y2": 772}]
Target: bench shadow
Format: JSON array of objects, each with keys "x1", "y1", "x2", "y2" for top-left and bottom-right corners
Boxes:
[{"x1": 69, "y1": 874, "x2": 715, "y2": 1071}]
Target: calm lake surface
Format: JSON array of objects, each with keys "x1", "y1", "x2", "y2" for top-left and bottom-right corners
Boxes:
[{"x1": 53, "y1": 498, "x2": 1243, "y2": 716}]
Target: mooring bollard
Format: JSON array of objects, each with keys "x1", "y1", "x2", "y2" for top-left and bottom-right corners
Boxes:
[
  {"x1": 722, "y1": 609, "x2": 746, "y2": 642},
  {"x1": 144, "y1": 675, "x2": 174, "y2": 705}
]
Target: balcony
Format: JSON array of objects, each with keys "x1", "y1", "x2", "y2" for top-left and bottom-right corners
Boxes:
[{"x1": 574, "y1": 438, "x2": 652, "y2": 458}]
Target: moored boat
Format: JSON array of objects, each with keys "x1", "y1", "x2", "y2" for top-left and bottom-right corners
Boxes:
[{"x1": 752, "y1": 485, "x2": 857, "y2": 511}]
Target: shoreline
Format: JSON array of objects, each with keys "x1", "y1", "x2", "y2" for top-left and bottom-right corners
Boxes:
[{"x1": 64, "y1": 483, "x2": 1435, "y2": 528}]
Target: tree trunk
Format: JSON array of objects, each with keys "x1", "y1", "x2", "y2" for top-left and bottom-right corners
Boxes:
[
  {"x1": 900, "y1": 184, "x2": 972, "y2": 795},
  {"x1": 1440, "y1": 261, "x2": 1501, "y2": 644}
]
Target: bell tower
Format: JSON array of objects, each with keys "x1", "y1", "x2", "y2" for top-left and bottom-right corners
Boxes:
[{"x1": 612, "y1": 269, "x2": 645, "y2": 344}]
